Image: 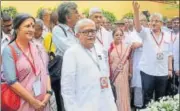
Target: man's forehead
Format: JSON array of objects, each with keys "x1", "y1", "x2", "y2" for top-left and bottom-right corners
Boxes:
[
  {"x1": 151, "y1": 16, "x2": 161, "y2": 20},
  {"x1": 91, "y1": 12, "x2": 102, "y2": 17},
  {"x1": 80, "y1": 23, "x2": 96, "y2": 30},
  {"x1": 172, "y1": 19, "x2": 179, "y2": 22},
  {"x1": 3, "y1": 20, "x2": 12, "y2": 25}
]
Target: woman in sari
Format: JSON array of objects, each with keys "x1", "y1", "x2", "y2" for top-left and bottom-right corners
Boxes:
[
  {"x1": 2, "y1": 14, "x2": 52, "y2": 111},
  {"x1": 109, "y1": 28, "x2": 132, "y2": 111}
]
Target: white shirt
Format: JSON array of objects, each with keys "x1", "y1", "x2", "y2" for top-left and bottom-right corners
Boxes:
[
  {"x1": 32, "y1": 37, "x2": 43, "y2": 45},
  {"x1": 173, "y1": 36, "x2": 179, "y2": 71},
  {"x1": 52, "y1": 23, "x2": 78, "y2": 56},
  {"x1": 42, "y1": 24, "x2": 50, "y2": 38},
  {"x1": 129, "y1": 30, "x2": 143, "y2": 88},
  {"x1": 61, "y1": 43, "x2": 117, "y2": 111},
  {"x1": 1, "y1": 32, "x2": 11, "y2": 81},
  {"x1": 95, "y1": 26, "x2": 112, "y2": 53},
  {"x1": 170, "y1": 31, "x2": 179, "y2": 53},
  {"x1": 137, "y1": 27, "x2": 172, "y2": 76},
  {"x1": 1, "y1": 32, "x2": 11, "y2": 54}
]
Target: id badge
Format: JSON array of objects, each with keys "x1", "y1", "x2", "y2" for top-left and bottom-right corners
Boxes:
[
  {"x1": 100, "y1": 77, "x2": 109, "y2": 89},
  {"x1": 156, "y1": 52, "x2": 164, "y2": 60},
  {"x1": 32, "y1": 76, "x2": 41, "y2": 96}
]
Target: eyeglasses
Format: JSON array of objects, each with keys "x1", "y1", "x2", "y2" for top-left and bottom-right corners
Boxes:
[
  {"x1": 150, "y1": 20, "x2": 161, "y2": 23},
  {"x1": 79, "y1": 29, "x2": 97, "y2": 36}
]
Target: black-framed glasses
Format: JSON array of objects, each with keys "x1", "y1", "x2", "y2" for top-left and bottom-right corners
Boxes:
[
  {"x1": 79, "y1": 29, "x2": 97, "y2": 36},
  {"x1": 150, "y1": 20, "x2": 161, "y2": 23}
]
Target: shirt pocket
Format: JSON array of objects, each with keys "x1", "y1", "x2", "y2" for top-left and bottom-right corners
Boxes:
[{"x1": 162, "y1": 42, "x2": 170, "y2": 52}]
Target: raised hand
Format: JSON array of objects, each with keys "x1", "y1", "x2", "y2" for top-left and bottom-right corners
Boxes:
[
  {"x1": 132, "y1": 1, "x2": 142, "y2": 32},
  {"x1": 132, "y1": 1, "x2": 140, "y2": 13}
]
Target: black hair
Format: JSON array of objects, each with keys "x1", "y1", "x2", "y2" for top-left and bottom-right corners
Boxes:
[
  {"x1": 171, "y1": 17, "x2": 179, "y2": 22},
  {"x1": 9, "y1": 13, "x2": 35, "y2": 44},
  {"x1": 112, "y1": 27, "x2": 124, "y2": 38}
]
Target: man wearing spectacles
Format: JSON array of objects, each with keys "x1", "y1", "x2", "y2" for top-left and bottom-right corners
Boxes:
[
  {"x1": 89, "y1": 7, "x2": 112, "y2": 61},
  {"x1": 133, "y1": 1, "x2": 173, "y2": 108},
  {"x1": 61, "y1": 18, "x2": 117, "y2": 111}
]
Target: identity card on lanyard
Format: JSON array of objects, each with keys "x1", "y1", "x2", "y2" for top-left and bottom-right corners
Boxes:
[
  {"x1": 151, "y1": 32, "x2": 164, "y2": 61},
  {"x1": 16, "y1": 41, "x2": 41, "y2": 96},
  {"x1": 33, "y1": 75, "x2": 41, "y2": 96},
  {"x1": 82, "y1": 45, "x2": 109, "y2": 90}
]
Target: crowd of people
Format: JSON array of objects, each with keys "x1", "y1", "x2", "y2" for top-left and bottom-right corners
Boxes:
[{"x1": 1, "y1": 1, "x2": 179, "y2": 111}]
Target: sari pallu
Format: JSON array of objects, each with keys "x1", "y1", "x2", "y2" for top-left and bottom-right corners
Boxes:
[
  {"x1": 109, "y1": 42, "x2": 132, "y2": 111},
  {"x1": 3, "y1": 42, "x2": 50, "y2": 111}
]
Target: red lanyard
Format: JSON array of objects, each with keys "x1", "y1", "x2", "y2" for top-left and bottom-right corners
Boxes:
[
  {"x1": 115, "y1": 42, "x2": 128, "y2": 65},
  {"x1": 97, "y1": 29, "x2": 103, "y2": 46},
  {"x1": 151, "y1": 32, "x2": 164, "y2": 49},
  {"x1": 171, "y1": 32, "x2": 177, "y2": 43},
  {"x1": 15, "y1": 41, "x2": 36, "y2": 75}
]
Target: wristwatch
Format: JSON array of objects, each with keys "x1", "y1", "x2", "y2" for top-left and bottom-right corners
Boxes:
[{"x1": 46, "y1": 90, "x2": 53, "y2": 95}]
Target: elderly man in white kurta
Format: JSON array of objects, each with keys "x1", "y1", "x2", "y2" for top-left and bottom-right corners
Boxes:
[
  {"x1": 61, "y1": 18, "x2": 117, "y2": 111},
  {"x1": 133, "y1": 2, "x2": 173, "y2": 107},
  {"x1": 89, "y1": 8, "x2": 112, "y2": 59}
]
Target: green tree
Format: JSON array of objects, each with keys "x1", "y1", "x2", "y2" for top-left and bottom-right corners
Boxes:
[
  {"x1": 122, "y1": 12, "x2": 134, "y2": 19},
  {"x1": 1, "y1": 6, "x2": 18, "y2": 19},
  {"x1": 82, "y1": 8, "x2": 117, "y2": 23}
]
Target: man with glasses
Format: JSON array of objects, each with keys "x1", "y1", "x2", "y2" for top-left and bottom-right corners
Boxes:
[
  {"x1": 53, "y1": 2, "x2": 79, "y2": 56},
  {"x1": 133, "y1": 1, "x2": 173, "y2": 108},
  {"x1": 1, "y1": 12, "x2": 13, "y2": 84},
  {"x1": 1, "y1": 12, "x2": 12, "y2": 53},
  {"x1": 89, "y1": 7, "x2": 112, "y2": 61},
  {"x1": 139, "y1": 13, "x2": 148, "y2": 28},
  {"x1": 61, "y1": 18, "x2": 117, "y2": 111}
]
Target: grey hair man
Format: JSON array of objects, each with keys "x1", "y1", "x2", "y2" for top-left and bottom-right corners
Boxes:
[
  {"x1": 61, "y1": 18, "x2": 117, "y2": 111},
  {"x1": 52, "y1": 2, "x2": 79, "y2": 111},
  {"x1": 38, "y1": 8, "x2": 51, "y2": 37},
  {"x1": 133, "y1": 2, "x2": 173, "y2": 108},
  {"x1": 33, "y1": 18, "x2": 44, "y2": 45},
  {"x1": 139, "y1": 13, "x2": 148, "y2": 28},
  {"x1": 89, "y1": 7, "x2": 112, "y2": 59},
  {"x1": 53, "y1": 2, "x2": 80, "y2": 56}
]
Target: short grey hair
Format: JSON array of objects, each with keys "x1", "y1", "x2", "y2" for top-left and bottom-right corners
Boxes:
[
  {"x1": 89, "y1": 7, "x2": 102, "y2": 17},
  {"x1": 35, "y1": 18, "x2": 44, "y2": 28},
  {"x1": 38, "y1": 8, "x2": 50, "y2": 20},
  {"x1": 57, "y1": 2, "x2": 77, "y2": 24},
  {"x1": 128, "y1": 19, "x2": 133, "y2": 23},
  {"x1": 150, "y1": 13, "x2": 163, "y2": 22},
  {"x1": 140, "y1": 13, "x2": 147, "y2": 21},
  {"x1": 74, "y1": 18, "x2": 95, "y2": 34}
]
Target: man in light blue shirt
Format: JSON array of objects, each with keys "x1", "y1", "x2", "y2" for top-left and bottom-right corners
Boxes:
[
  {"x1": 52, "y1": 2, "x2": 80, "y2": 111},
  {"x1": 52, "y1": 2, "x2": 80, "y2": 56}
]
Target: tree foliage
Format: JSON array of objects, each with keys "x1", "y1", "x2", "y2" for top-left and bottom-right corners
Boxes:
[
  {"x1": 1, "y1": 6, "x2": 18, "y2": 19},
  {"x1": 122, "y1": 12, "x2": 134, "y2": 19},
  {"x1": 82, "y1": 8, "x2": 117, "y2": 23}
]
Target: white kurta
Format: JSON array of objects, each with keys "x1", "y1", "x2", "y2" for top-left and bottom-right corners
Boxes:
[
  {"x1": 130, "y1": 30, "x2": 143, "y2": 88},
  {"x1": 95, "y1": 26, "x2": 112, "y2": 55},
  {"x1": 61, "y1": 43, "x2": 117, "y2": 111}
]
